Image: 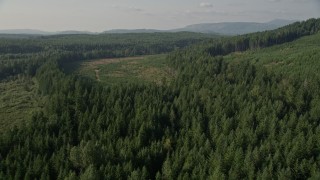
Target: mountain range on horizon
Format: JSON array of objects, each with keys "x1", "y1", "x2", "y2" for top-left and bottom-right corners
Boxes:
[
  {"x1": 0, "y1": 19, "x2": 297, "y2": 36},
  {"x1": 171, "y1": 19, "x2": 297, "y2": 35}
]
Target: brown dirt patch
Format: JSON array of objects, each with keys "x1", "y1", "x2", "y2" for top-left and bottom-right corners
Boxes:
[{"x1": 84, "y1": 56, "x2": 145, "y2": 66}]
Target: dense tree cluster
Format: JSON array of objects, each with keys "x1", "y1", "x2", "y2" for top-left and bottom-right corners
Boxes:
[
  {"x1": 0, "y1": 18, "x2": 320, "y2": 179},
  {"x1": 0, "y1": 32, "x2": 215, "y2": 58},
  {"x1": 0, "y1": 54, "x2": 45, "y2": 80}
]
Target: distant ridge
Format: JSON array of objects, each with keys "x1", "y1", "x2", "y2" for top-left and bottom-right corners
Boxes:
[
  {"x1": 0, "y1": 29, "x2": 52, "y2": 35},
  {"x1": 103, "y1": 29, "x2": 164, "y2": 34},
  {"x1": 0, "y1": 29, "x2": 96, "y2": 35},
  {"x1": 172, "y1": 19, "x2": 297, "y2": 35},
  {"x1": 0, "y1": 19, "x2": 297, "y2": 35},
  {"x1": 57, "y1": 31, "x2": 97, "y2": 35}
]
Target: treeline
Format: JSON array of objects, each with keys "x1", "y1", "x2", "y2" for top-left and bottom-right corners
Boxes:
[
  {"x1": 0, "y1": 32, "x2": 216, "y2": 57},
  {"x1": 204, "y1": 18, "x2": 320, "y2": 56}
]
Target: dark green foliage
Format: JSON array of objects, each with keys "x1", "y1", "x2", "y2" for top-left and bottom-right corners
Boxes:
[
  {"x1": 0, "y1": 54, "x2": 44, "y2": 80},
  {"x1": 0, "y1": 32, "x2": 216, "y2": 59},
  {"x1": 1, "y1": 18, "x2": 320, "y2": 179}
]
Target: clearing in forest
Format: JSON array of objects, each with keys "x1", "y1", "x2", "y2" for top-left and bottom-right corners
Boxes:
[
  {"x1": 0, "y1": 76, "x2": 42, "y2": 132},
  {"x1": 66, "y1": 54, "x2": 175, "y2": 85}
]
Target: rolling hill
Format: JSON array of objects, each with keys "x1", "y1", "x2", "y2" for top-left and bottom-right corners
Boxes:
[
  {"x1": 173, "y1": 19, "x2": 296, "y2": 35},
  {"x1": 0, "y1": 19, "x2": 296, "y2": 35}
]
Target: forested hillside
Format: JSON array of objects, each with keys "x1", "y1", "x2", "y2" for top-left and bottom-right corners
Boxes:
[
  {"x1": 0, "y1": 18, "x2": 320, "y2": 179},
  {"x1": 0, "y1": 32, "x2": 215, "y2": 81}
]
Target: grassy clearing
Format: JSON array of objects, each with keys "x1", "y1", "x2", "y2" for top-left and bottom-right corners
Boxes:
[
  {"x1": 67, "y1": 54, "x2": 176, "y2": 85},
  {"x1": 0, "y1": 76, "x2": 42, "y2": 132}
]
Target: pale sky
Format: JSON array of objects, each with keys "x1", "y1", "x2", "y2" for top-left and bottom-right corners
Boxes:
[{"x1": 0, "y1": 0, "x2": 319, "y2": 32}]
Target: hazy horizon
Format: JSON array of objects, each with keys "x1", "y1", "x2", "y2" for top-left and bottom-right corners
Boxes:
[{"x1": 0, "y1": 0, "x2": 319, "y2": 32}]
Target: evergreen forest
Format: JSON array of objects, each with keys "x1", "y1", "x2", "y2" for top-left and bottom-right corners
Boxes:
[{"x1": 0, "y1": 18, "x2": 320, "y2": 179}]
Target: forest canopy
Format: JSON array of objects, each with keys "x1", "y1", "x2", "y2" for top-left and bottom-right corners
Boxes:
[{"x1": 0, "y1": 18, "x2": 320, "y2": 179}]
